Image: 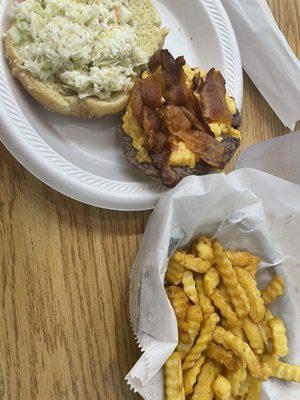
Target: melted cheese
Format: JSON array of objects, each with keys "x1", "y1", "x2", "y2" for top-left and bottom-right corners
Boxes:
[
  {"x1": 169, "y1": 141, "x2": 198, "y2": 169},
  {"x1": 122, "y1": 106, "x2": 151, "y2": 163},
  {"x1": 209, "y1": 123, "x2": 228, "y2": 141},
  {"x1": 225, "y1": 94, "x2": 237, "y2": 115}
]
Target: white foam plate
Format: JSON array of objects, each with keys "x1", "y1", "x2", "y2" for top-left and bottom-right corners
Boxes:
[{"x1": 0, "y1": 0, "x2": 243, "y2": 211}]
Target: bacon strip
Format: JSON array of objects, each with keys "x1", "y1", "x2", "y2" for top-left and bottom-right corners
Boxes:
[
  {"x1": 200, "y1": 68, "x2": 233, "y2": 125},
  {"x1": 148, "y1": 50, "x2": 186, "y2": 85},
  {"x1": 160, "y1": 105, "x2": 232, "y2": 169},
  {"x1": 141, "y1": 76, "x2": 162, "y2": 109},
  {"x1": 131, "y1": 78, "x2": 143, "y2": 126}
]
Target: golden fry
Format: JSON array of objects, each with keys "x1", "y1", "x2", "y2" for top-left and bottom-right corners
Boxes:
[
  {"x1": 186, "y1": 305, "x2": 203, "y2": 342},
  {"x1": 166, "y1": 258, "x2": 185, "y2": 285},
  {"x1": 191, "y1": 359, "x2": 220, "y2": 400},
  {"x1": 268, "y1": 318, "x2": 289, "y2": 357},
  {"x1": 204, "y1": 267, "x2": 220, "y2": 297},
  {"x1": 183, "y1": 313, "x2": 220, "y2": 370},
  {"x1": 176, "y1": 341, "x2": 193, "y2": 359},
  {"x1": 221, "y1": 319, "x2": 245, "y2": 340},
  {"x1": 164, "y1": 352, "x2": 185, "y2": 400},
  {"x1": 183, "y1": 355, "x2": 205, "y2": 395},
  {"x1": 178, "y1": 320, "x2": 192, "y2": 344},
  {"x1": 173, "y1": 251, "x2": 211, "y2": 274},
  {"x1": 212, "y1": 375, "x2": 232, "y2": 400},
  {"x1": 212, "y1": 240, "x2": 250, "y2": 319},
  {"x1": 206, "y1": 342, "x2": 238, "y2": 371},
  {"x1": 238, "y1": 373, "x2": 252, "y2": 397},
  {"x1": 226, "y1": 250, "x2": 260, "y2": 276},
  {"x1": 262, "y1": 275, "x2": 285, "y2": 305},
  {"x1": 262, "y1": 354, "x2": 280, "y2": 378},
  {"x1": 195, "y1": 236, "x2": 214, "y2": 262},
  {"x1": 167, "y1": 286, "x2": 189, "y2": 321},
  {"x1": 211, "y1": 288, "x2": 238, "y2": 323},
  {"x1": 242, "y1": 317, "x2": 265, "y2": 355},
  {"x1": 195, "y1": 278, "x2": 215, "y2": 314},
  {"x1": 226, "y1": 362, "x2": 247, "y2": 396},
  {"x1": 245, "y1": 377, "x2": 261, "y2": 400},
  {"x1": 271, "y1": 361, "x2": 300, "y2": 383},
  {"x1": 218, "y1": 283, "x2": 230, "y2": 302},
  {"x1": 182, "y1": 270, "x2": 199, "y2": 304},
  {"x1": 213, "y1": 326, "x2": 266, "y2": 380},
  {"x1": 235, "y1": 266, "x2": 265, "y2": 323},
  {"x1": 257, "y1": 319, "x2": 271, "y2": 348}
]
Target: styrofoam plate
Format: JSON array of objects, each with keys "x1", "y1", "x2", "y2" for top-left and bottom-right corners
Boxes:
[{"x1": 0, "y1": 0, "x2": 243, "y2": 210}]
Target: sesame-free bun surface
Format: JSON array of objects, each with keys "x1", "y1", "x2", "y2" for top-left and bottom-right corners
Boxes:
[{"x1": 5, "y1": 0, "x2": 167, "y2": 119}]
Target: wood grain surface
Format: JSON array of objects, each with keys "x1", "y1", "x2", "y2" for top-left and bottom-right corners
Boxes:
[{"x1": 0, "y1": 1, "x2": 299, "y2": 399}]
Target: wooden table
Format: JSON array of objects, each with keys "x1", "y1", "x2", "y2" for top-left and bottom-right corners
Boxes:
[{"x1": 0, "y1": 2, "x2": 299, "y2": 399}]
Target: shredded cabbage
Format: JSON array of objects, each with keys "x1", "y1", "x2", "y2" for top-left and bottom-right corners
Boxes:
[{"x1": 9, "y1": 0, "x2": 147, "y2": 99}]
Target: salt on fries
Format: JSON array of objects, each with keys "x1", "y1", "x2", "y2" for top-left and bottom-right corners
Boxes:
[{"x1": 163, "y1": 236, "x2": 299, "y2": 399}]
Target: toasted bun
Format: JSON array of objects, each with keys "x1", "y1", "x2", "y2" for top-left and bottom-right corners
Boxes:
[
  {"x1": 122, "y1": 134, "x2": 240, "y2": 187},
  {"x1": 5, "y1": 0, "x2": 167, "y2": 119}
]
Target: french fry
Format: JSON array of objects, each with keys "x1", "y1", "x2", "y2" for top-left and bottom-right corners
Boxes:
[
  {"x1": 213, "y1": 326, "x2": 266, "y2": 380},
  {"x1": 177, "y1": 341, "x2": 193, "y2": 359},
  {"x1": 235, "y1": 266, "x2": 265, "y2": 323},
  {"x1": 245, "y1": 377, "x2": 261, "y2": 400},
  {"x1": 206, "y1": 342, "x2": 238, "y2": 371},
  {"x1": 182, "y1": 270, "x2": 199, "y2": 304},
  {"x1": 183, "y1": 355, "x2": 205, "y2": 395},
  {"x1": 191, "y1": 359, "x2": 220, "y2": 400},
  {"x1": 226, "y1": 250, "x2": 260, "y2": 276},
  {"x1": 237, "y1": 373, "x2": 252, "y2": 397},
  {"x1": 204, "y1": 267, "x2": 220, "y2": 297},
  {"x1": 212, "y1": 240, "x2": 250, "y2": 319},
  {"x1": 183, "y1": 313, "x2": 220, "y2": 370},
  {"x1": 262, "y1": 275, "x2": 285, "y2": 305},
  {"x1": 226, "y1": 361, "x2": 247, "y2": 396},
  {"x1": 195, "y1": 236, "x2": 214, "y2": 262},
  {"x1": 211, "y1": 288, "x2": 238, "y2": 323},
  {"x1": 164, "y1": 352, "x2": 185, "y2": 400},
  {"x1": 173, "y1": 251, "x2": 211, "y2": 274},
  {"x1": 268, "y1": 318, "x2": 289, "y2": 357},
  {"x1": 186, "y1": 305, "x2": 203, "y2": 342},
  {"x1": 219, "y1": 284, "x2": 231, "y2": 302},
  {"x1": 195, "y1": 278, "x2": 215, "y2": 314},
  {"x1": 212, "y1": 375, "x2": 232, "y2": 400},
  {"x1": 167, "y1": 286, "x2": 189, "y2": 321},
  {"x1": 221, "y1": 319, "x2": 245, "y2": 340},
  {"x1": 271, "y1": 361, "x2": 300, "y2": 383},
  {"x1": 178, "y1": 320, "x2": 192, "y2": 344},
  {"x1": 257, "y1": 319, "x2": 271, "y2": 348},
  {"x1": 166, "y1": 257, "x2": 185, "y2": 285},
  {"x1": 262, "y1": 354, "x2": 280, "y2": 378},
  {"x1": 242, "y1": 317, "x2": 265, "y2": 355}
]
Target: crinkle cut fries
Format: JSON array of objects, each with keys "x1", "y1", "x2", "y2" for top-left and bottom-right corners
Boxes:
[{"x1": 164, "y1": 237, "x2": 296, "y2": 400}]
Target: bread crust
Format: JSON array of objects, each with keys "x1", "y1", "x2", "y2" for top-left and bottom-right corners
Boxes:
[{"x1": 5, "y1": 0, "x2": 167, "y2": 119}]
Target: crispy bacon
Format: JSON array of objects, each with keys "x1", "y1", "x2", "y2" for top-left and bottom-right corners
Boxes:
[
  {"x1": 148, "y1": 50, "x2": 186, "y2": 85},
  {"x1": 160, "y1": 105, "x2": 232, "y2": 169},
  {"x1": 142, "y1": 106, "x2": 161, "y2": 150},
  {"x1": 149, "y1": 133, "x2": 177, "y2": 187},
  {"x1": 200, "y1": 68, "x2": 233, "y2": 125},
  {"x1": 141, "y1": 76, "x2": 162, "y2": 109},
  {"x1": 131, "y1": 78, "x2": 144, "y2": 126}
]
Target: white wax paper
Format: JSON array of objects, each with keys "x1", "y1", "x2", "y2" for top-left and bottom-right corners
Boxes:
[
  {"x1": 221, "y1": 0, "x2": 300, "y2": 130},
  {"x1": 126, "y1": 168, "x2": 300, "y2": 400}
]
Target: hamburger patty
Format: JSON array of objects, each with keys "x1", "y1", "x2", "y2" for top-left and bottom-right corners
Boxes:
[{"x1": 122, "y1": 133, "x2": 240, "y2": 186}]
